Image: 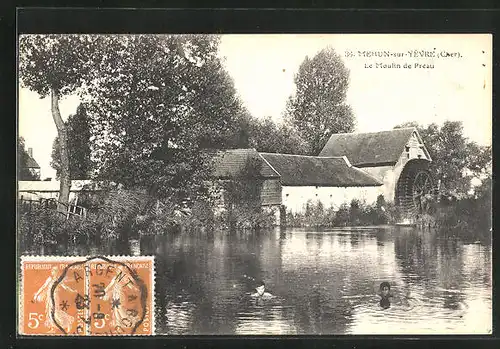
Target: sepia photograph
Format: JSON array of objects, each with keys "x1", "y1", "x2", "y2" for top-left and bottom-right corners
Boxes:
[{"x1": 17, "y1": 33, "x2": 492, "y2": 335}]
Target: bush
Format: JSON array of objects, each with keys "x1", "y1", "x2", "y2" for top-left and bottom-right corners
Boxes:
[
  {"x1": 18, "y1": 204, "x2": 113, "y2": 254},
  {"x1": 334, "y1": 203, "x2": 350, "y2": 227},
  {"x1": 283, "y1": 196, "x2": 397, "y2": 228},
  {"x1": 282, "y1": 192, "x2": 489, "y2": 233},
  {"x1": 434, "y1": 196, "x2": 491, "y2": 242},
  {"x1": 219, "y1": 205, "x2": 276, "y2": 231}
]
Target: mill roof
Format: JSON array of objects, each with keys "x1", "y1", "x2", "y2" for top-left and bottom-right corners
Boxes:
[
  {"x1": 210, "y1": 148, "x2": 280, "y2": 179},
  {"x1": 258, "y1": 153, "x2": 383, "y2": 187},
  {"x1": 319, "y1": 127, "x2": 423, "y2": 166}
]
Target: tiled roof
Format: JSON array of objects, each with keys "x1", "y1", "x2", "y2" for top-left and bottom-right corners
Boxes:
[
  {"x1": 259, "y1": 153, "x2": 383, "y2": 187},
  {"x1": 210, "y1": 149, "x2": 280, "y2": 179},
  {"x1": 319, "y1": 127, "x2": 418, "y2": 166},
  {"x1": 25, "y1": 155, "x2": 40, "y2": 169}
]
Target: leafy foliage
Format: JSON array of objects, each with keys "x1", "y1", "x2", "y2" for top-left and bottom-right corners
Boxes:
[
  {"x1": 285, "y1": 196, "x2": 396, "y2": 228},
  {"x1": 18, "y1": 204, "x2": 111, "y2": 255},
  {"x1": 18, "y1": 35, "x2": 102, "y2": 97},
  {"x1": 285, "y1": 47, "x2": 356, "y2": 155},
  {"x1": 434, "y1": 176, "x2": 491, "y2": 241},
  {"x1": 84, "y1": 34, "x2": 247, "y2": 204},
  {"x1": 220, "y1": 156, "x2": 276, "y2": 230},
  {"x1": 51, "y1": 104, "x2": 93, "y2": 179},
  {"x1": 18, "y1": 137, "x2": 40, "y2": 180},
  {"x1": 246, "y1": 116, "x2": 310, "y2": 154}
]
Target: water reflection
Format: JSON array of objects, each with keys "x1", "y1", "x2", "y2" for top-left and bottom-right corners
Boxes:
[
  {"x1": 141, "y1": 227, "x2": 491, "y2": 335},
  {"x1": 235, "y1": 304, "x2": 297, "y2": 335}
]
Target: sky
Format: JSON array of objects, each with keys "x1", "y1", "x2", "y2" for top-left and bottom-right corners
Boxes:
[{"x1": 18, "y1": 34, "x2": 492, "y2": 180}]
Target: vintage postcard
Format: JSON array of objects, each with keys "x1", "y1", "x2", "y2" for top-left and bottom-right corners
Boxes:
[{"x1": 17, "y1": 33, "x2": 492, "y2": 335}]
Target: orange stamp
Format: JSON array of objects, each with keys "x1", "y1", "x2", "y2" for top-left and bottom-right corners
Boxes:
[{"x1": 19, "y1": 256, "x2": 155, "y2": 336}]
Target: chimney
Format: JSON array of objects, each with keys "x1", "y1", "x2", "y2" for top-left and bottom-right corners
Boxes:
[{"x1": 28, "y1": 148, "x2": 33, "y2": 157}]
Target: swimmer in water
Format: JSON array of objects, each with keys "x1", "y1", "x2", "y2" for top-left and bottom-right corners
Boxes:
[
  {"x1": 379, "y1": 282, "x2": 411, "y2": 309},
  {"x1": 379, "y1": 282, "x2": 392, "y2": 309},
  {"x1": 251, "y1": 281, "x2": 275, "y2": 300}
]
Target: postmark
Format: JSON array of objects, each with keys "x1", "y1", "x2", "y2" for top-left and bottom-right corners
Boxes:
[{"x1": 19, "y1": 256, "x2": 155, "y2": 336}]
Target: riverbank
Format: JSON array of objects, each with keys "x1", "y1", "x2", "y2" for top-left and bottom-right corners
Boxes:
[{"x1": 18, "y1": 187, "x2": 491, "y2": 256}]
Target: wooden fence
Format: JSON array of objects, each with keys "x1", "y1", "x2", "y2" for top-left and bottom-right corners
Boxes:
[{"x1": 19, "y1": 196, "x2": 87, "y2": 219}]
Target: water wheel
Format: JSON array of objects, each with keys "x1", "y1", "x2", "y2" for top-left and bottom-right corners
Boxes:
[{"x1": 395, "y1": 159, "x2": 435, "y2": 219}]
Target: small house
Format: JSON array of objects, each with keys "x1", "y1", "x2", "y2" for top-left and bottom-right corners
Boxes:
[{"x1": 23, "y1": 148, "x2": 41, "y2": 179}]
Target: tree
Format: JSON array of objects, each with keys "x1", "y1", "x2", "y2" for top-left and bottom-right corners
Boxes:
[
  {"x1": 247, "y1": 116, "x2": 310, "y2": 154},
  {"x1": 19, "y1": 35, "x2": 103, "y2": 212},
  {"x1": 51, "y1": 104, "x2": 93, "y2": 179},
  {"x1": 85, "y1": 35, "x2": 248, "y2": 206},
  {"x1": 393, "y1": 121, "x2": 419, "y2": 129},
  {"x1": 284, "y1": 47, "x2": 356, "y2": 155},
  {"x1": 465, "y1": 142, "x2": 492, "y2": 182},
  {"x1": 18, "y1": 137, "x2": 40, "y2": 180},
  {"x1": 216, "y1": 109, "x2": 253, "y2": 150}
]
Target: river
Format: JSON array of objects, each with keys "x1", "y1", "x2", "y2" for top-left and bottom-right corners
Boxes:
[{"x1": 128, "y1": 226, "x2": 491, "y2": 335}]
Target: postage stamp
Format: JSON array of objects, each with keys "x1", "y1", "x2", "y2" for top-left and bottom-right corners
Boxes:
[{"x1": 19, "y1": 256, "x2": 155, "y2": 336}]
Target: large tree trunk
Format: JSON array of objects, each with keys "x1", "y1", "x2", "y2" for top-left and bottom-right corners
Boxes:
[{"x1": 51, "y1": 88, "x2": 71, "y2": 213}]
